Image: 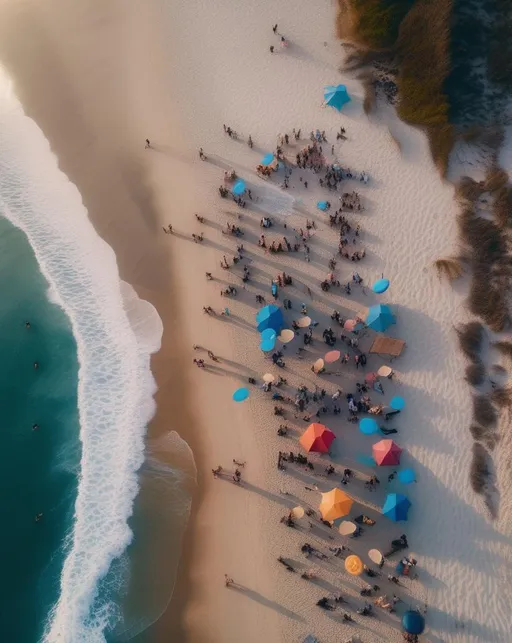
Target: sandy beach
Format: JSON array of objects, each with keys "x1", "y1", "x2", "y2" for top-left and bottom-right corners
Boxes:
[{"x1": 1, "y1": 0, "x2": 512, "y2": 642}]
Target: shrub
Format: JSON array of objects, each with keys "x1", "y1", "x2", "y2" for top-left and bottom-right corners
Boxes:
[
  {"x1": 465, "y1": 362, "x2": 486, "y2": 387},
  {"x1": 469, "y1": 442, "x2": 492, "y2": 494},
  {"x1": 455, "y1": 321, "x2": 484, "y2": 361},
  {"x1": 472, "y1": 395, "x2": 497, "y2": 428}
]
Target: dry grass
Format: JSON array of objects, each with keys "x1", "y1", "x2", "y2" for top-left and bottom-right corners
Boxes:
[
  {"x1": 490, "y1": 386, "x2": 512, "y2": 409},
  {"x1": 465, "y1": 362, "x2": 486, "y2": 387},
  {"x1": 337, "y1": 0, "x2": 413, "y2": 50},
  {"x1": 469, "y1": 442, "x2": 492, "y2": 494},
  {"x1": 493, "y1": 341, "x2": 512, "y2": 359},
  {"x1": 483, "y1": 167, "x2": 509, "y2": 193},
  {"x1": 456, "y1": 178, "x2": 483, "y2": 204},
  {"x1": 472, "y1": 395, "x2": 497, "y2": 428},
  {"x1": 456, "y1": 321, "x2": 484, "y2": 361},
  {"x1": 493, "y1": 185, "x2": 512, "y2": 229},
  {"x1": 434, "y1": 257, "x2": 464, "y2": 281}
]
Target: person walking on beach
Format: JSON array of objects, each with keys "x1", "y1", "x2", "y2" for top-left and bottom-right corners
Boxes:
[
  {"x1": 224, "y1": 574, "x2": 234, "y2": 587},
  {"x1": 145, "y1": 139, "x2": 151, "y2": 149},
  {"x1": 270, "y1": 45, "x2": 275, "y2": 54},
  {"x1": 199, "y1": 147, "x2": 206, "y2": 161},
  {"x1": 273, "y1": 24, "x2": 278, "y2": 34}
]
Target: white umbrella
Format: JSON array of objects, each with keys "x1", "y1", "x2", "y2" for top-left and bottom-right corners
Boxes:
[
  {"x1": 278, "y1": 329, "x2": 295, "y2": 343},
  {"x1": 368, "y1": 548, "x2": 383, "y2": 565},
  {"x1": 263, "y1": 373, "x2": 275, "y2": 383},
  {"x1": 296, "y1": 316, "x2": 312, "y2": 328},
  {"x1": 338, "y1": 521, "x2": 357, "y2": 536}
]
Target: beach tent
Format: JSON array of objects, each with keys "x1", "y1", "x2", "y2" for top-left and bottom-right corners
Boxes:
[
  {"x1": 382, "y1": 493, "x2": 411, "y2": 522},
  {"x1": 232, "y1": 387, "x2": 250, "y2": 402},
  {"x1": 372, "y1": 278, "x2": 390, "y2": 294},
  {"x1": 324, "y1": 84, "x2": 351, "y2": 111},
  {"x1": 373, "y1": 439, "x2": 402, "y2": 465},
  {"x1": 402, "y1": 611, "x2": 425, "y2": 635},
  {"x1": 261, "y1": 153, "x2": 275, "y2": 166},
  {"x1": 359, "y1": 418, "x2": 380, "y2": 435},
  {"x1": 369, "y1": 335, "x2": 406, "y2": 358},
  {"x1": 256, "y1": 304, "x2": 284, "y2": 334},
  {"x1": 366, "y1": 304, "x2": 396, "y2": 332},
  {"x1": 319, "y1": 488, "x2": 353, "y2": 521},
  {"x1": 232, "y1": 179, "x2": 246, "y2": 195},
  {"x1": 344, "y1": 554, "x2": 364, "y2": 576},
  {"x1": 300, "y1": 423, "x2": 336, "y2": 453}
]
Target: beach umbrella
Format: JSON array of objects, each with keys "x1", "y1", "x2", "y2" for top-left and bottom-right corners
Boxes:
[
  {"x1": 373, "y1": 439, "x2": 403, "y2": 466},
  {"x1": 232, "y1": 179, "x2": 246, "y2": 195},
  {"x1": 382, "y1": 493, "x2": 411, "y2": 522},
  {"x1": 317, "y1": 200, "x2": 329, "y2": 211},
  {"x1": 312, "y1": 358, "x2": 325, "y2": 373},
  {"x1": 325, "y1": 350, "x2": 341, "y2": 363},
  {"x1": 291, "y1": 506, "x2": 305, "y2": 519},
  {"x1": 365, "y1": 372, "x2": 378, "y2": 384},
  {"x1": 359, "y1": 418, "x2": 380, "y2": 436},
  {"x1": 278, "y1": 329, "x2": 295, "y2": 343},
  {"x1": 324, "y1": 84, "x2": 351, "y2": 111},
  {"x1": 398, "y1": 468, "x2": 416, "y2": 484},
  {"x1": 261, "y1": 328, "x2": 277, "y2": 341},
  {"x1": 260, "y1": 336, "x2": 276, "y2": 352},
  {"x1": 232, "y1": 387, "x2": 250, "y2": 402},
  {"x1": 338, "y1": 521, "x2": 357, "y2": 536},
  {"x1": 368, "y1": 549, "x2": 383, "y2": 566},
  {"x1": 320, "y1": 488, "x2": 353, "y2": 521},
  {"x1": 372, "y1": 278, "x2": 390, "y2": 294},
  {"x1": 366, "y1": 304, "x2": 396, "y2": 332},
  {"x1": 256, "y1": 304, "x2": 284, "y2": 333},
  {"x1": 377, "y1": 365, "x2": 393, "y2": 378},
  {"x1": 390, "y1": 395, "x2": 405, "y2": 410},
  {"x1": 343, "y1": 319, "x2": 357, "y2": 331},
  {"x1": 262, "y1": 373, "x2": 275, "y2": 383},
  {"x1": 344, "y1": 554, "x2": 364, "y2": 576},
  {"x1": 296, "y1": 316, "x2": 312, "y2": 328},
  {"x1": 261, "y1": 153, "x2": 275, "y2": 166},
  {"x1": 300, "y1": 423, "x2": 336, "y2": 453},
  {"x1": 402, "y1": 611, "x2": 425, "y2": 635}
]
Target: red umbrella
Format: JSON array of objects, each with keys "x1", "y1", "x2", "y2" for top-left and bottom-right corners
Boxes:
[
  {"x1": 300, "y1": 423, "x2": 336, "y2": 453},
  {"x1": 372, "y1": 439, "x2": 402, "y2": 466}
]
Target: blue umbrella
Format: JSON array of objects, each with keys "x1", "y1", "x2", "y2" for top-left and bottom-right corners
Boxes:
[
  {"x1": 359, "y1": 418, "x2": 380, "y2": 435},
  {"x1": 260, "y1": 337, "x2": 276, "y2": 352},
  {"x1": 232, "y1": 179, "x2": 246, "y2": 196},
  {"x1": 398, "y1": 468, "x2": 416, "y2": 484},
  {"x1": 317, "y1": 200, "x2": 328, "y2": 211},
  {"x1": 261, "y1": 328, "x2": 277, "y2": 341},
  {"x1": 233, "y1": 387, "x2": 250, "y2": 402},
  {"x1": 366, "y1": 304, "x2": 396, "y2": 332},
  {"x1": 402, "y1": 611, "x2": 425, "y2": 635},
  {"x1": 261, "y1": 153, "x2": 275, "y2": 166},
  {"x1": 324, "y1": 84, "x2": 351, "y2": 111},
  {"x1": 256, "y1": 304, "x2": 284, "y2": 334},
  {"x1": 382, "y1": 493, "x2": 411, "y2": 522},
  {"x1": 390, "y1": 396, "x2": 405, "y2": 410},
  {"x1": 372, "y1": 278, "x2": 390, "y2": 294}
]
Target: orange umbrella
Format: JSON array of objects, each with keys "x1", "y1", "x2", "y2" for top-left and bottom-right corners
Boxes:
[
  {"x1": 325, "y1": 350, "x2": 341, "y2": 363},
  {"x1": 345, "y1": 554, "x2": 364, "y2": 576},
  {"x1": 300, "y1": 423, "x2": 335, "y2": 453},
  {"x1": 319, "y1": 488, "x2": 353, "y2": 521}
]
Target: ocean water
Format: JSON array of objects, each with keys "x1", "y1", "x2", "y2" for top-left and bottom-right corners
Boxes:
[{"x1": 0, "y1": 66, "x2": 195, "y2": 642}]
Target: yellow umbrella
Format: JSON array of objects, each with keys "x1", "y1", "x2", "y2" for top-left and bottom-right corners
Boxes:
[
  {"x1": 319, "y1": 488, "x2": 353, "y2": 521},
  {"x1": 345, "y1": 554, "x2": 364, "y2": 576},
  {"x1": 278, "y1": 329, "x2": 295, "y2": 343},
  {"x1": 313, "y1": 358, "x2": 325, "y2": 374},
  {"x1": 262, "y1": 373, "x2": 275, "y2": 383},
  {"x1": 291, "y1": 506, "x2": 305, "y2": 519},
  {"x1": 296, "y1": 316, "x2": 312, "y2": 328}
]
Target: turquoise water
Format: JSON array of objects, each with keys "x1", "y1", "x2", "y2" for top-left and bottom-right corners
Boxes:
[{"x1": 0, "y1": 216, "x2": 80, "y2": 642}]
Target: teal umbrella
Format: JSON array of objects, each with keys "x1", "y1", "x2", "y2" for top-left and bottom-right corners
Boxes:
[
  {"x1": 398, "y1": 469, "x2": 416, "y2": 484},
  {"x1": 366, "y1": 304, "x2": 396, "y2": 332},
  {"x1": 233, "y1": 387, "x2": 250, "y2": 402},
  {"x1": 382, "y1": 493, "x2": 411, "y2": 522},
  {"x1": 232, "y1": 179, "x2": 246, "y2": 195},
  {"x1": 261, "y1": 153, "x2": 275, "y2": 166},
  {"x1": 324, "y1": 85, "x2": 351, "y2": 111}
]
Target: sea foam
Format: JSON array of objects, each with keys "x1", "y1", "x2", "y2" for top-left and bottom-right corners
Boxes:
[{"x1": 0, "y1": 66, "x2": 163, "y2": 642}]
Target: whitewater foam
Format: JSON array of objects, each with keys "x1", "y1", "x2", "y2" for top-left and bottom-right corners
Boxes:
[{"x1": 0, "y1": 66, "x2": 163, "y2": 642}]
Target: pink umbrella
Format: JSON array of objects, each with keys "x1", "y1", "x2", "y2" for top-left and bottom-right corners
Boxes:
[
  {"x1": 325, "y1": 350, "x2": 341, "y2": 363},
  {"x1": 365, "y1": 372, "x2": 378, "y2": 384},
  {"x1": 344, "y1": 319, "x2": 357, "y2": 331},
  {"x1": 372, "y1": 439, "x2": 403, "y2": 466}
]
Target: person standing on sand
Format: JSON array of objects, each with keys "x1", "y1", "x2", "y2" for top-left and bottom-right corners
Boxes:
[
  {"x1": 224, "y1": 574, "x2": 234, "y2": 587},
  {"x1": 270, "y1": 45, "x2": 274, "y2": 54},
  {"x1": 273, "y1": 24, "x2": 278, "y2": 34},
  {"x1": 145, "y1": 139, "x2": 151, "y2": 149}
]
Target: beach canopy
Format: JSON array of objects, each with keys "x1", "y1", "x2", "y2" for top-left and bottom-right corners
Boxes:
[
  {"x1": 368, "y1": 549, "x2": 383, "y2": 565},
  {"x1": 232, "y1": 387, "x2": 250, "y2": 402},
  {"x1": 278, "y1": 329, "x2": 295, "y2": 343},
  {"x1": 366, "y1": 304, "x2": 396, "y2": 332},
  {"x1": 300, "y1": 423, "x2": 336, "y2": 453},
  {"x1": 324, "y1": 350, "x2": 341, "y2": 363},
  {"x1": 256, "y1": 304, "x2": 284, "y2": 333},
  {"x1": 232, "y1": 179, "x2": 246, "y2": 195},
  {"x1": 345, "y1": 554, "x2": 364, "y2": 576},
  {"x1": 359, "y1": 418, "x2": 380, "y2": 435},
  {"x1": 320, "y1": 488, "x2": 353, "y2": 521},
  {"x1": 398, "y1": 468, "x2": 416, "y2": 484},
  {"x1": 324, "y1": 84, "x2": 351, "y2": 111},
  {"x1": 382, "y1": 493, "x2": 411, "y2": 522},
  {"x1": 317, "y1": 200, "x2": 329, "y2": 211},
  {"x1": 402, "y1": 611, "x2": 425, "y2": 635},
  {"x1": 296, "y1": 316, "x2": 312, "y2": 328},
  {"x1": 390, "y1": 395, "x2": 405, "y2": 410},
  {"x1": 372, "y1": 278, "x2": 390, "y2": 294},
  {"x1": 373, "y1": 439, "x2": 403, "y2": 465},
  {"x1": 261, "y1": 153, "x2": 275, "y2": 166},
  {"x1": 370, "y1": 336, "x2": 405, "y2": 358},
  {"x1": 261, "y1": 328, "x2": 277, "y2": 341}
]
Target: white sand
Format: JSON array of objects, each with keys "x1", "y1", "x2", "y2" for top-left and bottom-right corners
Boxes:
[{"x1": 1, "y1": 0, "x2": 511, "y2": 641}]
